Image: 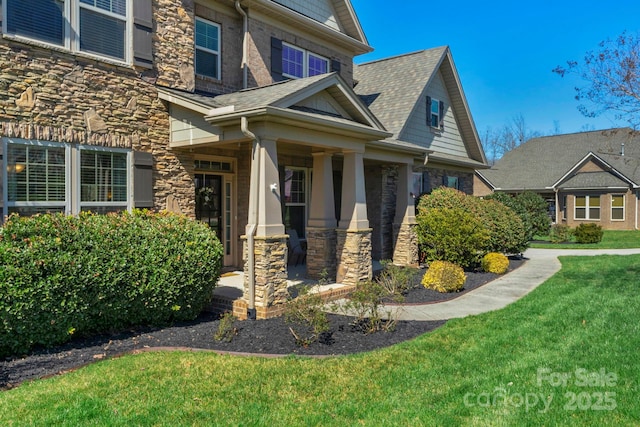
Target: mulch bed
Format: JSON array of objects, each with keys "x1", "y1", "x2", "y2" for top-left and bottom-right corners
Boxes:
[{"x1": 1, "y1": 257, "x2": 525, "y2": 390}]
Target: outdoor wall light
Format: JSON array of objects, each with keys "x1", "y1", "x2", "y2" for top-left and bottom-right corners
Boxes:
[{"x1": 270, "y1": 183, "x2": 278, "y2": 193}]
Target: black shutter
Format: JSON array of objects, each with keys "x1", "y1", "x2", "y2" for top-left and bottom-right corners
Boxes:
[
  {"x1": 439, "y1": 101, "x2": 445, "y2": 129},
  {"x1": 133, "y1": 151, "x2": 154, "y2": 208},
  {"x1": 271, "y1": 37, "x2": 284, "y2": 81},
  {"x1": 421, "y1": 172, "x2": 430, "y2": 195},
  {"x1": 133, "y1": 0, "x2": 153, "y2": 69},
  {"x1": 331, "y1": 59, "x2": 341, "y2": 74},
  {"x1": 426, "y1": 96, "x2": 432, "y2": 126}
]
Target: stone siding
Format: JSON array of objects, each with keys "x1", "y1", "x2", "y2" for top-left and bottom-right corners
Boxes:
[
  {"x1": 306, "y1": 227, "x2": 337, "y2": 280},
  {"x1": 418, "y1": 167, "x2": 474, "y2": 195},
  {"x1": 392, "y1": 223, "x2": 419, "y2": 267},
  {"x1": 0, "y1": 36, "x2": 195, "y2": 216},
  {"x1": 243, "y1": 235, "x2": 289, "y2": 307},
  {"x1": 336, "y1": 229, "x2": 372, "y2": 286}
]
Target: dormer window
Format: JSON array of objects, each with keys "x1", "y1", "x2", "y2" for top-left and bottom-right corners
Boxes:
[
  {"x1": 282, "y1": 43, "x2": 328, "y2": 79},
  {"x1": 427, "y1": 96, "x2": 445, "y2": 129}
]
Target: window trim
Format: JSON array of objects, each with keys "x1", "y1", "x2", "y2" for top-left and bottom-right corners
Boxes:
[
  {"x1": 3, "y1": 0, "x2": 132, "y2": 65},
  {"x1": 194, "y1": 16, "x2": 221, "y2": 80},
  {"x1": 77, "y1": 145, "x2": 132, "y2": 213},
  {"x1": 282, "y1": 42, "x2": 329, "y2": 79},
  {"x1": 611, "y1": 194, "x2": 625, "y2": 221},
  {"x1": 430, "y1": 97, "x2": 441, "y2": 128},
  {"x1": 2, "y1": 138, "x2": 133, "y2": 219},
  {"x1": 574, "y1": 195, "x2": 601, "y2": 221},
  {"x1": 283, "y1": 166, "x2": 309, "y2": 238}
]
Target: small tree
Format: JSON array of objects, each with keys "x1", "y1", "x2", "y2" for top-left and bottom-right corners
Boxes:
[{"x1": 486, "y1": 191, "x2": 551, "y2": 241}]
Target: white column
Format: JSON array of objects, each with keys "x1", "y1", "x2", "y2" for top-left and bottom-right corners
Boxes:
[
  {"x1": 339, "y1": 150, "x2": 369, "y2": 230},
  {"x1": 394, "y1": 162, "x2": 416, "y2": 225},
  {"x1": 256, "y1": 138, "x2": 285, "y2": 236},
  {"x1": 308, "y1": 152, "x2": 336, "y2": 228}
]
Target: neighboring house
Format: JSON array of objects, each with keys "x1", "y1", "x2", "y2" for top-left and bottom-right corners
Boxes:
[
  {"x1": 0, "y1": 0, "x2": 486, "y2": 319},
  {"x1": 475, "y1": 128, "x2": 640, "y2": 230}
]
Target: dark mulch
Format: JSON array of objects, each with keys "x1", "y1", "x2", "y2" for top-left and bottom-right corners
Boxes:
[{"x1": 1, "y1": 257, "x2": 525, "y2": 390}]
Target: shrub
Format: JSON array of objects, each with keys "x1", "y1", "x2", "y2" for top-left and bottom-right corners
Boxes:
[
  {"x1": 214, "y1": 312, "x2": 238, "y2": 342},
  {"x1": 481, "y1": 252, "x2": 510, "y2": 274},
  {"x1": 375, "y1": 260, "x2": 420, "y2": 299},
  {"x1": 340, "y1": 279, "x2": 398, "y2": 334},
  {"x1": 477, "y1": 199, "x2": 528, "y2": 255},
  {"x1": 574, "y1": 223, "x2": 604, "y2": 244},
  {"x1": 422, "y1": 261, "x2": 466, "y2": 293},
  {"x1": 284, "y1": 286, "x2": 331, "y2": 346},
  {"x1": 416, "y1": 207, "x2": 489, "y2": 268},
  {"x1": 0, "y1": 211, "x2": 223, "y2": 358},
  {"x1": 550, "y1": 224, "x2": 573, "y2": 243},
  {"x1": 486, "y1": 191, "x2": 551, "y2": 241}
]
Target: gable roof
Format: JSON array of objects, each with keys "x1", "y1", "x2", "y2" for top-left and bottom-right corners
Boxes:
[
  {"x1": 353, "y1": 47, "x2": 487, "y2": 165},
  {"x1": 243, "y1": 0, "x2": 371, "y2": 54},
  {"x1": 478, "y1": 128, "x2": 640, "y2": 191}
]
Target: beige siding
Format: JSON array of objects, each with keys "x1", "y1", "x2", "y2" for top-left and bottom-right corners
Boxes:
[
  {"x1": 400, "y1": 71, "x2": 468, "y2": 158},
  {"x1": 559, "y1": 190, "x2": 638, "y2": 230},
  {"x1": 273, "y1": 0, "x2": 340, "y2": 30}
]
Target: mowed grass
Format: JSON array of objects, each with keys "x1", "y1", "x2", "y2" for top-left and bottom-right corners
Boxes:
[
  {"x1": 2, "y1": 255, "x2": 640, "y2": 426},
  {"x1": 531, "y1": 229, "x2": 640, "y2": 249}
]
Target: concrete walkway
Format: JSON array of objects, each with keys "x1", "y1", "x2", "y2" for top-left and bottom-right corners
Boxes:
[{"x1": 388, "y1": 248, "x2": 640, "y2": 321}]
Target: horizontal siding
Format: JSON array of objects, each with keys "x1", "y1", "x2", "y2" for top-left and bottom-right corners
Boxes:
[
  {"x1": 170, "y1": 105, "x2": 220, "y2": 144},
  {"x1": 272, "y1": 0, "x2": 340, "y2": 30},
  {"x1": 400, "y1": 71, "x2": 468, "y2": 158}
]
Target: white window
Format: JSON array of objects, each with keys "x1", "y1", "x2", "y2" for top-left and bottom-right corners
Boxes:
[
  {"x1": 3, "y1": 0, "x2": 130, "y2": 63},
  {"x1": 2, "y1": 138, "x2": 131, "y2": 218},
  {"x1": 282, "y1": 43, "x2": 328, "y2": 79},
  {"x1": 195, "y1": 17, "x2": 221, "y2": 80},
  {"x1": 611, "y1": 194, "x2": 625, "y2": 221},
  {"x1": 575, "y1": 195, "x2": 600, "y2": 220},
  {"x1": 283, "y1": 167, "x2": 307, "y2": 238}
]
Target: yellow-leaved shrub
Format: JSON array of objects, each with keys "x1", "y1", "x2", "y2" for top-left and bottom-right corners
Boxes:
[
  {"x1": 422, "y1": 260, "x2": 466, "y2": 293},
  {"x1": 481, "y1": 252, "x2": 509, "y2": 274}
]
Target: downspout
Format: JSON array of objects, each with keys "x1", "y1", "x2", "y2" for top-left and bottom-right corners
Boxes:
[
  {"x1": 242, "y1": 116, "x2": 259, "y2": 319},
  {"x1": 235, "y1": 1, "x2": 249, "y2": 89}
]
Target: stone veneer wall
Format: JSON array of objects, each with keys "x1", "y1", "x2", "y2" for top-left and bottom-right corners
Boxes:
[
  {"x1": 419, "y1": 167, "x2": 474, "y2": 195},
  {"x1": 0, "y1": 31, "x2": 195, "y2": 216},
  {"x1": 392, "y1": 223, "x2": 419, "y2": 267},
  {"x1": 306, "y1": 227, "x2": 337, "y2": 280},
  {"x1": 242, "y1": 235, "x2": 289, "y2": 308},
  {"x1": 336, "y1": 229, "x2": 372, "y2": 286}
]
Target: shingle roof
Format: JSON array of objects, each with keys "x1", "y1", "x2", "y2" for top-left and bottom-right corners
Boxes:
[
  {"x1": 479, "y1": 128, "x2": 640, "y2": 190},
  {"x1": 353, "y1": 48, "x2": 487, "y2": 165},
  {"x1": 353, "y1": 48, "x2": 447, "y2": 137},
  {"x1": 558, "y1": 172, "x2": 630, "y2": 189}
]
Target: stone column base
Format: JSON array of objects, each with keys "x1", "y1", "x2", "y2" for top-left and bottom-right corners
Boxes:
[
  {"x1": 242, "y1": 235, "x2": 289, "y2": 310},
  {"x1": 306, "y1": 227, "x2": 337, "y2": 281},
  {"x1": 336, "y1": 229, "x2": 372, "y2": 286},
  {"x1": 392, "y1": 222, "x2": 419, "y2": 267}
]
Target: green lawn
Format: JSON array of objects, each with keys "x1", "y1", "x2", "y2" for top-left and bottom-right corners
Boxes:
[
  {"x1": 2, "y1": 255, "x2": 640, "y2": 425},
  {"x1": 531, "y1": 229, "x2": 640, "y2": 249}
]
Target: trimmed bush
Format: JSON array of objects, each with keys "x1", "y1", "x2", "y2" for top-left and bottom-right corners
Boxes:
[
  {"x1": 477, "y1": 199, "x2": 528, "y2": 255},
  {"x1": 550, "y1": 224, "x2": 573, "y2": 243},
  {"x1": 487, "y1": 191, "x2": 551, "y2": 241},
  {"x1": 0, "y1": 211, "x2": 223, "y2": 358},
  {"x1": 481, "y1": 252, "x2": 510, "y2": 274},
  {"x1": 416, "y1": 207, "x2": 489, "y2": 268},
  {"x1": 422, "y1": 260, "x2": 466, "y2": 293},
  {"x1": 574, "y1": 223, "x2": 604, "y2": 244}
]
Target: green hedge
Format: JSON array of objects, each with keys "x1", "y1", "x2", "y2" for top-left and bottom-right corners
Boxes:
[{"x1": 0, "y1": 211, "x2": 223, "y2": 358}]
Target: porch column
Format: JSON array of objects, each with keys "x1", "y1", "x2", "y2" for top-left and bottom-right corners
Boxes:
[
  {"x1": 392, "y1": 162, "x2": 419, "y2": 267},
  {"x1": 336, "y1": 150, "x2": 372, "y2": 285},
  {"x1": 306, "y1": 152, "x2": 337, "y2": 280},
  {"x1": 243, "y1": 137, "x2": 288, "y2": 318}
]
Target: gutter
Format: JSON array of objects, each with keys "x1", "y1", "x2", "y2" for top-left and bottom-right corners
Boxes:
[
  {"x1": 234, "y1": 1, "x2": 249, "y2": 89},
  {"x1": 241, "y1": 116, "x2": 258, "y2": 319}
]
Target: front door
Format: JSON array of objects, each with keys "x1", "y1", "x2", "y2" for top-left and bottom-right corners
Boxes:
[{"x1": 195, "y1": 174, "x2": 222, "y2": 239}]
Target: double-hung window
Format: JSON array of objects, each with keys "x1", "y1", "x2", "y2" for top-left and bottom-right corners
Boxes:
[
  {"x1": 575, "y1": 195, "x2": 600, "y2": 220},
  {"x1": 611, "y1": 195, "x2": 625, "y2": 221},
  {"x1": 283, "y1": 167, "x2": 307, "y2": 238},
  {"x1": 195, "y1": 17, "x2": 221, "y2": 80},
  {"x1": 282, "y1": 43, "x2": 328, "y2": 79},
  {"x1": 4, "y1": 0, "x2": 131, "y2": 63},
  {"x1": 2, "y1": 139, "x2": 131, "y2": 219},
  {"x1": 427, "y1": 96, "x2": 445, "y2": 129}
]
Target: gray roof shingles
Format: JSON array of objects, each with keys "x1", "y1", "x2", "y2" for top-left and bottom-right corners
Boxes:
[{"x1": 480, "y1": 128, "x2": 640, "y2": 190}]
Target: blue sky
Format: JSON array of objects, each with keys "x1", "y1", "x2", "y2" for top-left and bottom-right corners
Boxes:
[{"x1": 351, "y1": 0, "x2": 640, "y2": 136}]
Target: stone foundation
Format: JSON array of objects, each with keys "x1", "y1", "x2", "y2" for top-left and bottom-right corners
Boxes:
[
  {"x1": 305, "y1": 227, "x2": 337, "y2": 281},
  {"x1": 336, "y1": 229, "x2": 372, "y2": 286},
  {"x1": 392, "y1": 222, "x2": 419, "y2": 267},
  {"x1": 242, "y1": 235, "x2": 289, "y2": 311}
]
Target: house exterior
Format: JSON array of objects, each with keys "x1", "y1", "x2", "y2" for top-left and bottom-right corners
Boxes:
[
  {"x1": 475, "y1": 128, "x2": 640, "y2": 230},
  {"x1": 0, "y1": 0, "x2": 487, "y2": 319}
]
